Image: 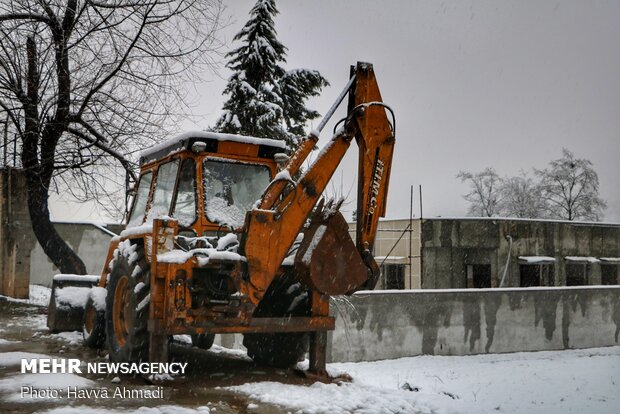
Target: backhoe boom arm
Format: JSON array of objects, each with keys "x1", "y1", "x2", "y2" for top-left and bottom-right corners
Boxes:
[{"x1": 240, "y1": 62, "x2": 395, "y2": 304}]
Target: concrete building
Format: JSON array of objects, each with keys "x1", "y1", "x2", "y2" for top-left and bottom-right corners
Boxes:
[
  {"x1": 0, "y1": 168, "x2": 122, "y2": 297},
  {"x1": 355, "y1": 217, "x2": 620, "y2": 290}
]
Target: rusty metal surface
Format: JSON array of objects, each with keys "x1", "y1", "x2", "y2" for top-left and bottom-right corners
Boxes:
[{"x1": 295, "y1": 211, "x2": 368, "y2": 295}]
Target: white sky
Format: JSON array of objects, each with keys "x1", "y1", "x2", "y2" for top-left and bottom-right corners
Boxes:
[{"x1": 51, "y1": 0, "x2": 620, "y2": 223}]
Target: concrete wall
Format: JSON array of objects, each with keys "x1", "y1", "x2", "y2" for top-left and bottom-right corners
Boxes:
[
  {"x1": 420, "y1": 218, "x2": 620, "y2": 288},
  {"x1": 29, "y1": 222, "x2": 121, "y2": 287},
  {"x1": 328, "y1": 287, "x2": 620, "y2": 362},
  {"x1": 0, "y1": 169, "x2": 123, "y2": 294},
  {"x1": 0, "y1": 168, "x2": 35, "y2": 298}
]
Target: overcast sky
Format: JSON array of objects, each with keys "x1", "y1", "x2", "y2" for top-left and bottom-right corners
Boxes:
[{"x1": 52, "y1": 0, "x2": 620, "y2": 223}]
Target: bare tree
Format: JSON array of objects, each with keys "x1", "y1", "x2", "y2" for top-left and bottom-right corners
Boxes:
[
  {"x1": 536, "y1": 148, "x2": 606, "y2": 221},
  {"x1": 500, "y1": 171, "x2": 547, "y2": 218},
  {"x1": 0, "y1": 0, "x2": 223, "y2": 274},
  {"x1": 457, "y1": 168, "x2": 503, "y2": 217}
]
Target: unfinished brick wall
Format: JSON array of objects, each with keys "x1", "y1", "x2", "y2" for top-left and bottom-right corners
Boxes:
[{"x1": 0, "y1": 168, "x2": 34, "y2": 298}]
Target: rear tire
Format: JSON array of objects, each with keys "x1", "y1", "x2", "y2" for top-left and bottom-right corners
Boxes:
[
  {"x1": 105, "y1": 243, "x2": 150, "y2": 362},
  {"x1": 83, "y1": 293, "x2": 106, "y2": 348},
  {"x1": 191, "y1": 334, "x2": 215, "y2": 350},
  {"x1": 243, "y1": 276, "x2": 310, "y2": 368}
]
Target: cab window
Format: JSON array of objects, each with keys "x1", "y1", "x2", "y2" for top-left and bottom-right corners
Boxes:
[
  {"x1": 127, "y1": 172, "x2": 153, "y2": 227},
  {"x1": 203, "y1": 160, "x2": 271, "y2": 229},
  {"x1": 172, "y1": 158, "x2": 197, "y2": 227},
  {"x1": 149, "y1": 159, "x2": 180, "y2": 220}
]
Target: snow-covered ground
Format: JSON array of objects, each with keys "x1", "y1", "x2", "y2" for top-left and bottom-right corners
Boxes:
[
  {"x1": 0, "y1": 284, "x2": 51, "y2": 307},
  {"x1": 2, "y1": 287, "x2": 619, "y2": 413},
  {"x1": 230, "y1": 346, "x2": 620, "y2": 414}
]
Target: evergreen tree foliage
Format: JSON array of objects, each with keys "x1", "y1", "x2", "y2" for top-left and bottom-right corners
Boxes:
[{"x1": 215, "y1": 0, "x2": 328, "y2": 148}]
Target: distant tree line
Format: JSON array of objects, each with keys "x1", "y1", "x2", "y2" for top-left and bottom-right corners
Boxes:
[{"x1": 458, "y1": 149, "x2": 607, "y2": 221}]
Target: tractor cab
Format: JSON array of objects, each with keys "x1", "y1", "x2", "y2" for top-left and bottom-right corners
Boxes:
[{"x1": 128, "y1": 131, "x2": 286, "y2": 235}]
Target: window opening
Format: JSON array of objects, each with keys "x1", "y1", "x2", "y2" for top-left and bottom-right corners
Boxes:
[
  {"x1": 127, "y1": 172, "x2": 153, "y2": 227},
  {"x1": 150, "y1": 159, "x2": 180, "y2": 220},
  {"x1": 172, "y1": 158, "x2": 197, "y2": 227},
  {"x1": 203, "y1": 160, "x2": 270, "y2": 229}
]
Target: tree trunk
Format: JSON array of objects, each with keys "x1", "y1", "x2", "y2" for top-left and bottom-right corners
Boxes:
[
  {"x1": 25, "y1": 173, "x2": 87, "y2": 275},
  {"x1": 20, "y1": 32, "x2": 86, "y2": 275}
]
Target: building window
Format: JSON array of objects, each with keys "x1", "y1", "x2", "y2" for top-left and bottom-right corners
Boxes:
[
  {"x1": 520, "y1": 264, "x2": 554, "y2": 287},
  {"x1": 601, "y1": 264, "x2": 618, "y2": 285},
  {"x1": 466, "y1": 264, "x2": 491, "y2": 288},
  {"x1": 381, "y1": 264, "x2": 405, "y2": 290},
  {"x1": 566, "y1": 263, "x2": 588, "y2": 286}
]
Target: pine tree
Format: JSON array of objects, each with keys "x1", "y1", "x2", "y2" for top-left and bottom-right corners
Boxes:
[{"x1": 215, "y1": 0, "x2": 328, "y2": 148}]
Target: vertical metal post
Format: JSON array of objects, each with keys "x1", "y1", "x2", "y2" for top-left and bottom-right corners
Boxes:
[
  {"x1": 148, "y1": 219, "x2": 176, "y2": 363},
  {"x1": 418, "y1": 184, "x2": 423, "y2": 287},
  {"x1": 149, "y1": 332, "x2": 169, "y2": 363},
  {"x1": 409, "y1": 185, "x2": 413, "y2": 288},
  {"x1": 309, "y1": 331, "x2": 327, "y2": 376},
  {"x1": 418, "y1": 185, "x2": 423, "y2": 219}
]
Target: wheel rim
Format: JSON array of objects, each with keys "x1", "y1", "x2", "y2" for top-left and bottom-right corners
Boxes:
[
  {"x1": 113, "y1": 275, "x2": 131, "y2": 347},
  {"x1": 84, "y1": 302, "x2": 95, "y2": 335}
]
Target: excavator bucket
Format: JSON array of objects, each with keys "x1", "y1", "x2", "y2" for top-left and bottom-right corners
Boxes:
[
  {"x1": 294, "y1": 202, "x2": 368, "y2": 295},
  {"x1": 47, "y1": 274, "x2": 100, "y2": 332}
]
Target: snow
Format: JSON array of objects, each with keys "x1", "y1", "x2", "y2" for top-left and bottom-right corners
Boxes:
[
  {"x1": 565, "y1": 256, "x2": 601, "y2": 263},
  {"x1": 302, "y1": 225, "x2": 327, "y2": 265},
  {"x1": 272, "y1": 169, "x2": 292, "y2": 182},
  {"x1": 600, "y1": 257, "x2": 620, "y2": 262},
  {"x1": 157, "y1": 241, "x2": 246, "y2": 265},
  {"x1": 53, "y1": 274, "x2": 100, "y2": 283},
  {"x1": 140, "y1": 130, "x2": 286, "y2": 160},
  {"x1": 518, "y1": 256, "x2": 556, "y2": 263},
  {"x1": 216, "y1": 233, "x2": 239, "y2": 251},
  {"x1": 0, "y1": 370, "x2": 94, "y2": 402},
  {"x1": 205, "y1": 197, "x2": 246, "y2": 229},
  {"x1": 157, "y1": 250, "x2": 195, "y2": 264},
  {"x1": 0, "y1": 284, "x2": 51, "y2": 307},
  {"x1": 0, "y1": 351, "x2": 52, "y2": 366},
  {"x1": 229, "y1": 379, "x2": 469, "y2": 413},
  {"x1": 35, "y1": 406, "x2": 212, "y2": 414},
  {"x1": 45, "y1": 331, "x2": 83, "y2": 346},
  {"x1": 54, "y1": 286, "x2": 91, "y2": 309},
  {"x1": 230, "y1": 347, "x2": 620, "y2": 414},
  {"x1": 136, "y1": 293, "x2": 150, "y2": 312},
  {"x1": 120, "y1": 223, "x2": 153, "y2": 236},
  {"x1": 134, "y1": 282, "x2": 146, "y2": 294},
  {"x1": 90, "y1": 287, "x2": 107, "y2": 311}
]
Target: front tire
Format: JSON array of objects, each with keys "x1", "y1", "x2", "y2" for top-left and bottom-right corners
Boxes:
[
  {"x1": 83, "y1": 290, "x2": 106, "y2": 349},
  {"x1": 105, "y1": 243, "x2": 150, "y2": 362},
  {"x1": 243, "y1": 276, "x2": 310, "y2": 368},
  {"x1": 191, "y1": 334, "x2": 215, "y2": 350}
]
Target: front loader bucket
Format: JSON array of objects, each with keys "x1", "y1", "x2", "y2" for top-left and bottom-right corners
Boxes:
[
  {"x1": 294, "y1": 208, "x2": 368, "y2": 295},
  {"x1": 47, "y1": 274, "x2": 100, "y2": 332}
]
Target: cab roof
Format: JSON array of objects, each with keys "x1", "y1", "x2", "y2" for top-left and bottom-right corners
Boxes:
[{"x1": 139, "y1": 131, "x2": 287, "y2": 165}]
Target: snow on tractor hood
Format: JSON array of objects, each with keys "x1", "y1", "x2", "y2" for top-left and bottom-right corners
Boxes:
[{"x1": 157, "y1": 232, "x2": 246, "y2": 266}]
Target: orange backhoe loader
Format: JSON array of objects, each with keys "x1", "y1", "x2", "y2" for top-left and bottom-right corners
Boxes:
[{"x1": 47, "y1": 62, "x2": 395, "y2": 375}]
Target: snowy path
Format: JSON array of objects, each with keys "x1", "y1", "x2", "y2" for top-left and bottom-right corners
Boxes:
[{"x1": 230, "y1": 346, "x2": 620, "y2": 414}]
